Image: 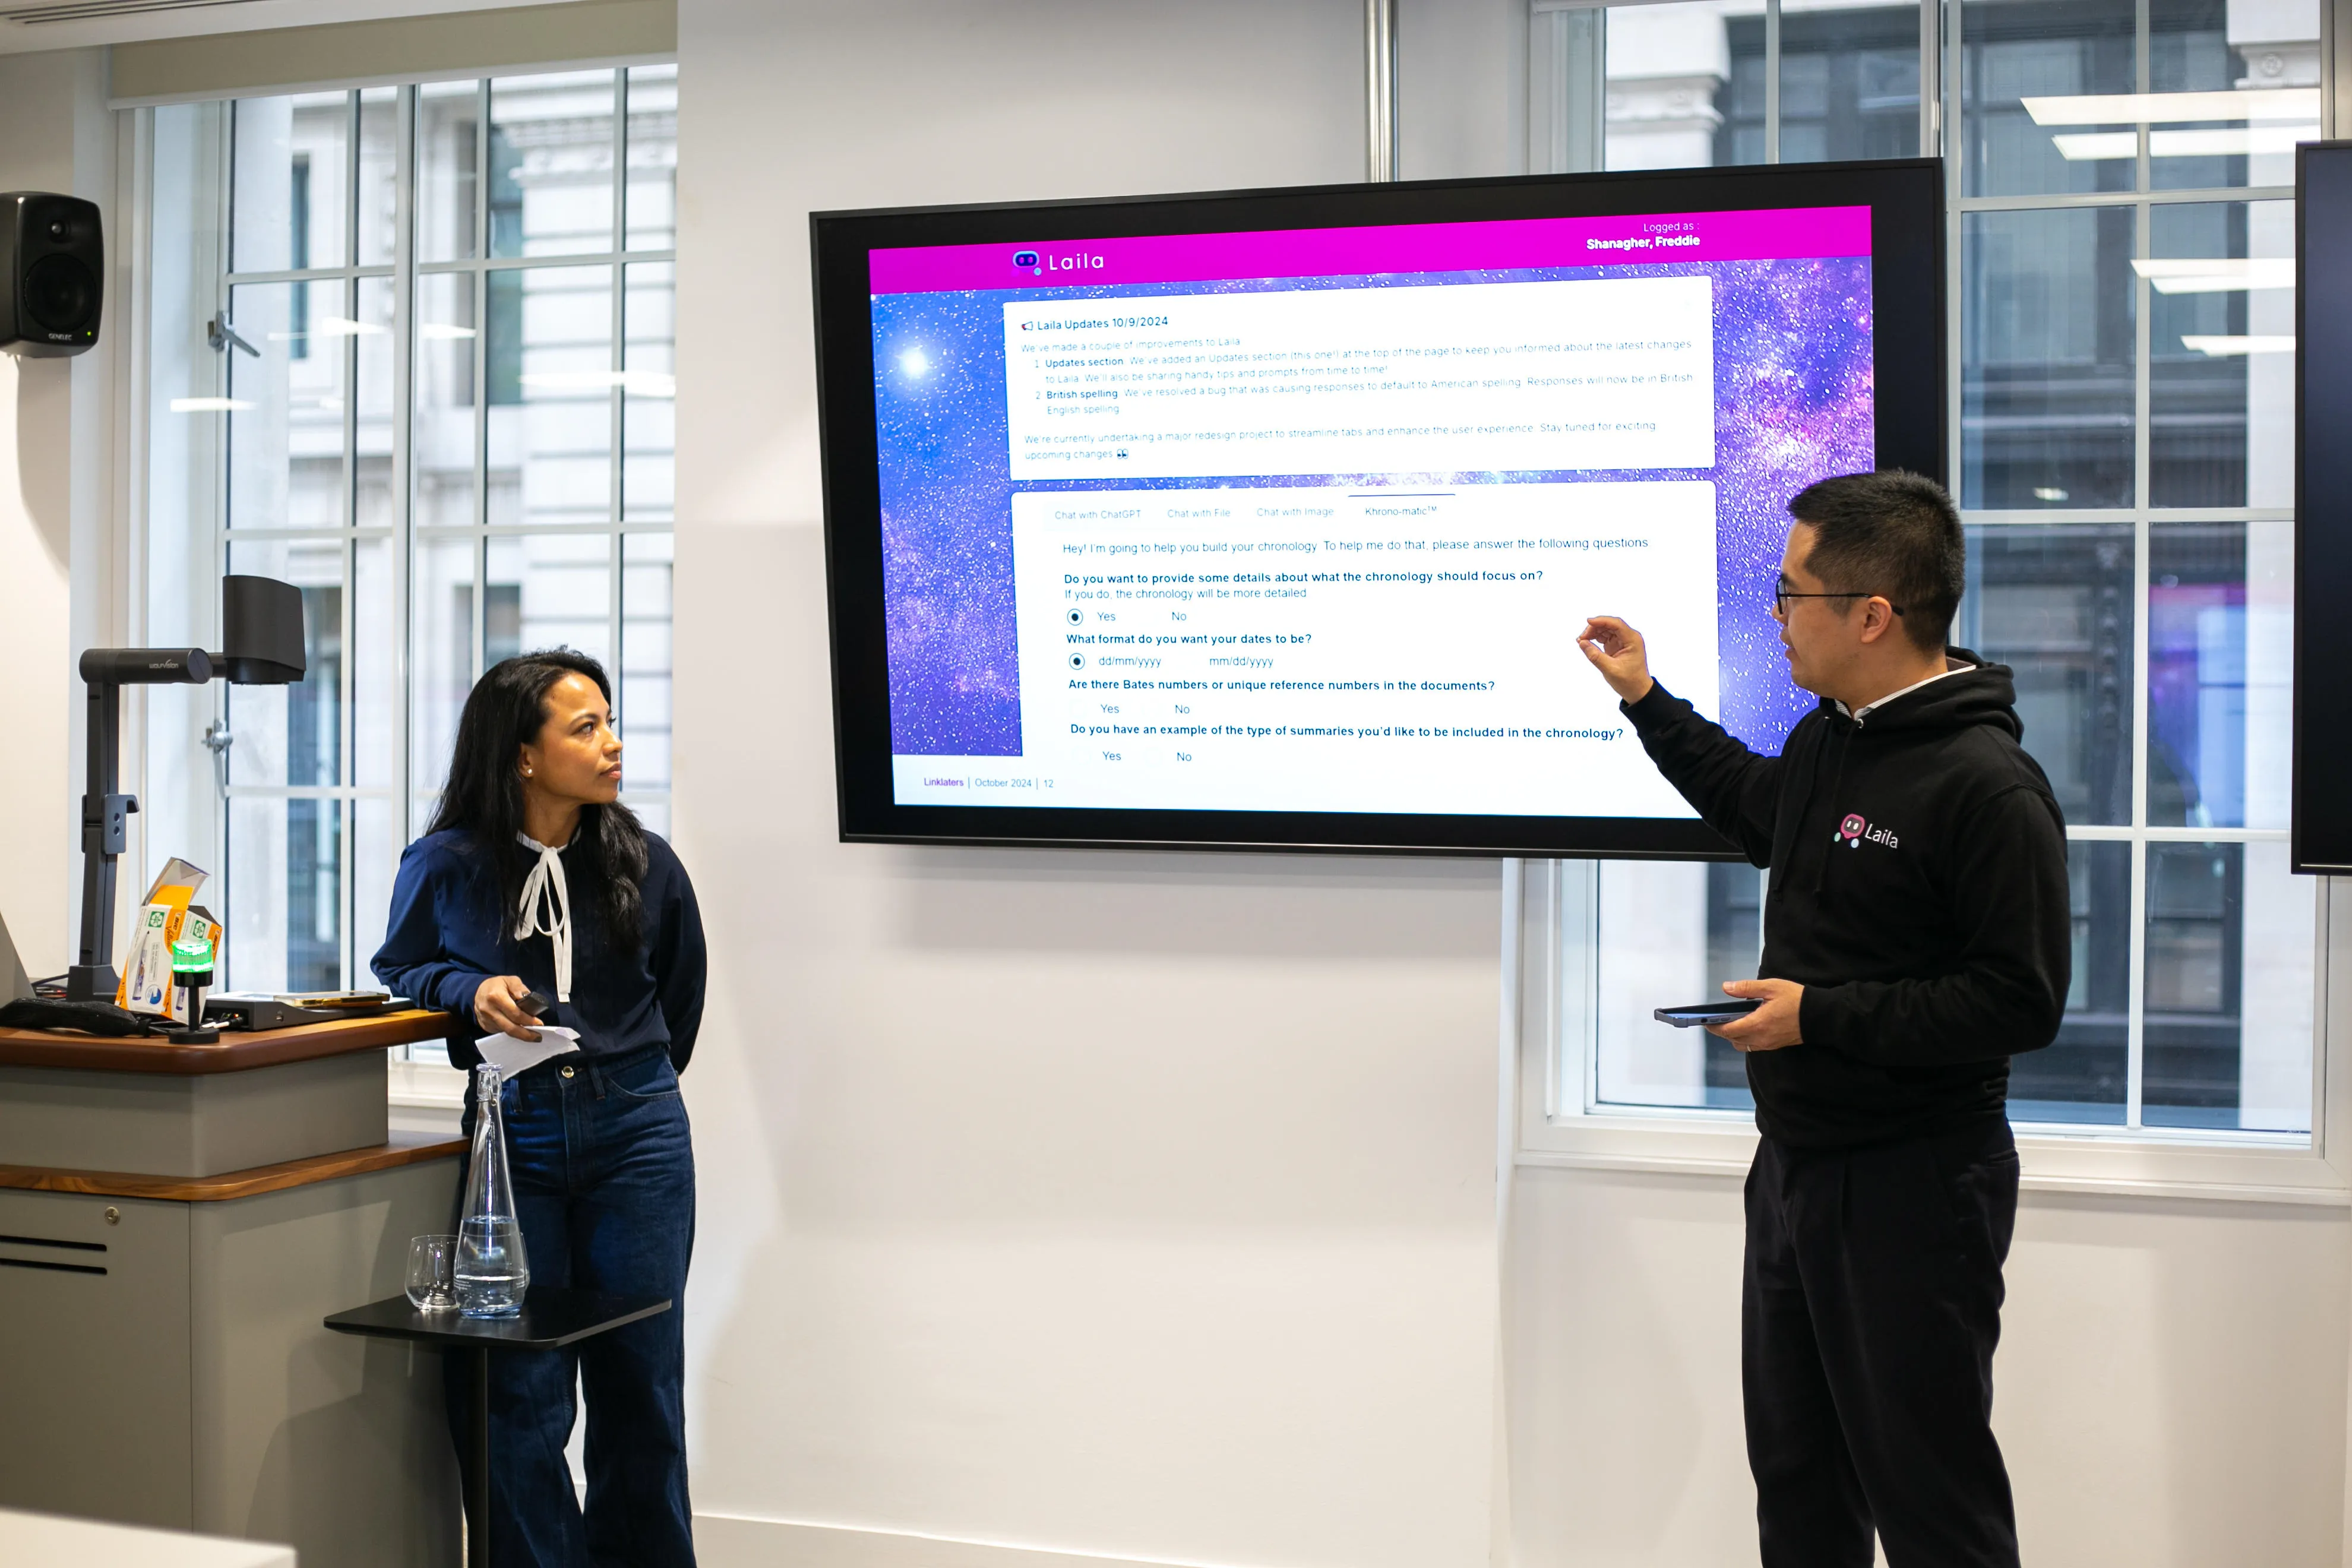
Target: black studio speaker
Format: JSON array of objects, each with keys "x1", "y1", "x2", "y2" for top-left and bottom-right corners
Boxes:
[{"x1": 0, "y1": 192, "x2": 102, "y2": 358}]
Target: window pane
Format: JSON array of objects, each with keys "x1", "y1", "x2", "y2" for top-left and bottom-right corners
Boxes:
[
  {"x1": 150, "y1": 98, "x2": 230, "y2": 532},
  {"x1": 1591, "y1": 860, "x2": 1759, "y2": 1111},
  {"x1": 418, "y1": 80, "x2": 479, "y2": 264},
  {"x1": 2144, "y1": 840, "x2": 2312, "y2": 1132},
  {"x1": 1961, "y1": 0, "x2": 2136, "y2": 200},
  {"x1": 625, "y1": 65, "x2": 676, "y2": 251},
  {"x1": 1604, "y1": 2, "x2": 1755, "y2": 172},
  {"x1": 1961, "y1": 206, "x2": 2137, "y2": 508},
  {"x1": 1594, "y1": 860, "x2": 1714, "y2": 1108},
  {"x1": 356, "y1": 274, "x2": 397, "y2": 529},
  {"x1": 233, "y1": 93, "x2": 347, "y2": 274},
  {"x1": 489, "y1": 533, "x2": 611, "y2": 667},
  {"x1": 2149, "y1": 0, "x2": 2319, "y2": 191},
  {"x1": 289, "y1": 797, "x2": 344, "y2": 992},
  {"x1": 1530, "y1": 7, "x2": 1606, "y2": 175},
  {"x1": 226, "y1": 538, "x2": 343, "y2": 790},
  {"x1": 353, "y1": 795, "x2": 397, "y2": 1000},
  {"x1": 2149, "y1": 201, "x2": 2247, "y2": 505},
  {"x1": 491, "y1": 70, "x2": 616, "y2": 259},
  {"x1": 1715, "y1": 11, "x2": 1770, "y2": 167},
  {"x1": 1955, "y1": 524, "x2": 2135, "y2": 826},
  {"x1": 227, "y1": 279, "x2": 353, "y2": 530},
  {"x1": 2244, "y1": 198, "x2": 2296, "y2": 506},
  {"x1": 2147, "y1": 200, "x2": 2293, "y2": 507},
  {"x1": 356, "y1": 86, "x2": 398, "y2": 268},
  {"x1": 490, "y1": 264, "x2": 614, "y2": 527},
  {"x1": 415, "y1": 270, "x2": 479, "y2": 529},
  {"x1": 2150, "y1": 0, "x2": 2241, "y2": 189},
  {"x1": 2009, "y1": 839, "x2": 2129, "y2": 1124},
  {"x1": 622, "y1": 531, "x2": 674, "y2": 792},
  {"x1": 623, "y1": 261, "x2": 675, "y2": 520},
  {"x1": 411, "y1": 535, "x2": 476, "y2": 830},
  {"x1": 1699, "y1": 861, "x2": 1761, "y2": 1109},
  {"x1": 2233, "y1": 840, "x2": 2314, "y2": 1132},
  {"x1": 228, "y1": 795, "x2": 342, "y2": 994},
  {"x1": 220, "y1": 545, "x2": 350, "y2": 993},
  {"x1": 1778, "y1": 1, "x2": 1923, "y2": 164},
  {"x1": 354, "y1": 536, "x2": 395, "y2": 792},
  {"x1": 2148, "y1": 520, "x2": 2291, "y2": 829}
]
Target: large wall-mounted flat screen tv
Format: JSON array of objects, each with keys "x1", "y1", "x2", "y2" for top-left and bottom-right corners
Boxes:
[{"x1": 812, "y1": 159, "x2": 1945, "y2": 858}]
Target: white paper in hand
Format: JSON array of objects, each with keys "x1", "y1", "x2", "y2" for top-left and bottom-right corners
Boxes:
[{"x1": 474, "y1": 1026, "x2": 581, "y2": 1079}]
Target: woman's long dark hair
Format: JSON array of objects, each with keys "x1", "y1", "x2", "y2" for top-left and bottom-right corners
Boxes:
[{"x1": 429, "y1": 649, "x2": 650, "y2": 956}]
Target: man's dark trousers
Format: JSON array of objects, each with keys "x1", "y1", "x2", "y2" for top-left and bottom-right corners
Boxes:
[{"x1": 1744, "y1": 1115, "x2": 2022, "y2": 1568}]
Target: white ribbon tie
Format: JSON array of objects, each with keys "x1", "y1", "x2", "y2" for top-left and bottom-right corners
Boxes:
[{"x1": 516, "y1": 833, "x2": 573, "y2": 1004}]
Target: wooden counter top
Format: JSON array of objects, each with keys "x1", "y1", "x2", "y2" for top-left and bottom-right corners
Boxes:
[
  {"x1": 0, "y1": 1009, "x2": 453, "y2": 1074},
  {"x1": 0, "y1": 1129, "x2": 466, "y2": 1202}
]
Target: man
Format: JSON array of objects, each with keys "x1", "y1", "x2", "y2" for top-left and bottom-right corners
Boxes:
[{"x1": 1578, "y1": 470, "x2": 2068, "y2": 1568}]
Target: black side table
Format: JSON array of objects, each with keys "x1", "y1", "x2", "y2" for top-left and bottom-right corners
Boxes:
[{"x1": 325, "y1": 1289, "x2": 672, "y2": 1568}]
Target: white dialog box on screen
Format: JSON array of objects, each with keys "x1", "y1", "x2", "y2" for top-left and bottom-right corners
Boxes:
[
  {"x1": 883, "y1": 480, "x2": 1722, "y2": 817},
  {"x1": 1003, "y1": 276, "x2": 1716, "y2": 482}
]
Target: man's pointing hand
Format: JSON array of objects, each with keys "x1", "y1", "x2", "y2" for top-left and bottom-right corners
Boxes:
[{"x1": 1578, "y1": 615, "x2": 1656, "y2": 705}]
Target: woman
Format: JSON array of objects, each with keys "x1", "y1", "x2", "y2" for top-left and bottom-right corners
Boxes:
[{"x1": 375, "y1": 649, "x2": 706, "y2": 1567}]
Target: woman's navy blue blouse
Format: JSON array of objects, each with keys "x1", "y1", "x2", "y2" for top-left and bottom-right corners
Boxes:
[{"x1": 372, "y1": 827, "x2": 707, "y2": 1071}]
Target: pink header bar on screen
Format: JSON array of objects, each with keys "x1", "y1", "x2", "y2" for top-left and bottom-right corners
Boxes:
[{"x1": 867, "y1": 206, "x2": 1870, "y2": 293}]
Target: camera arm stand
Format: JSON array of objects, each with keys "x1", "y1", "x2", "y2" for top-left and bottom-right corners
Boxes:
[
  {"x1": 64, "y1": 576, "x2": 306, "y2": 1004},
  {"x1": 69, "y1": 648, "x2": 213, "y2": 1003}
]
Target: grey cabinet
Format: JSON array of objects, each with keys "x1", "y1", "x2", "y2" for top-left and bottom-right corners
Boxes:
[
  {"x1": 0, "y1": 1158, "x2": 464, "y2": 1566},
  {"x1": 0, "y1": 1192, "x2": 192, "y2": 1527}
]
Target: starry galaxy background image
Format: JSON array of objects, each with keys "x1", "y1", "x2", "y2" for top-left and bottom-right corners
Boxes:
[{"x1": 871, "y1": 257, "x2": 1873, "y2": 763}]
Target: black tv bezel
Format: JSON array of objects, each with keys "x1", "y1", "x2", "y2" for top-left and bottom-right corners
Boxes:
[
  {"x1": 813, "y1": 157, "x2": 1948, "y2": 861},
  {"x1": 2296, "y1": 143, "x2": 2349, "y2": 874}
]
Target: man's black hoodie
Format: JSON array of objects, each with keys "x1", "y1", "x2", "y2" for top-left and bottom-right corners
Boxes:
[{"x1": 1623, "y1": 650, "x2": 2070, "y2": 1147}]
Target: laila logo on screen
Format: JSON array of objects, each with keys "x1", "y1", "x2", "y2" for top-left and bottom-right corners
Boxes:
[
  {"x1": 1835, "y1": 813, "x2": 1899, "y2": 850},
  {"x1": 1013, "y1": 248, "x2": 1105, "y2": 277}
]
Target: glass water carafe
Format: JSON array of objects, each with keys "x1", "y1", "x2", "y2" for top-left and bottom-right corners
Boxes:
[{"x1": 455, "y1": 1063, "x2": 530, "y2": 1318}]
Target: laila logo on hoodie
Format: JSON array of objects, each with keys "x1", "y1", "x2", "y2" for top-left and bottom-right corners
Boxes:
[{"x1": 1834, "y1": 813, "x2": 1900, "y2": 850}]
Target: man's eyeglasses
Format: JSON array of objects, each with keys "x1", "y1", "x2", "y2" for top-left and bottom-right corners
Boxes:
[{"x1": 1772, "y1": 584, "x2": 1906, "y2": 621}]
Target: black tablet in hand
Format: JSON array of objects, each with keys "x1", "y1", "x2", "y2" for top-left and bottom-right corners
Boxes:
[{"x1": 1654, "y1": 999, "x2": 1764, "y2": 1028}]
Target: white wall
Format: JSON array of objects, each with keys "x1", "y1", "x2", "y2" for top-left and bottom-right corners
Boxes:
[
  {"x1": 669, "y1": 4, "x2": 1509, "y2": 1566},
  {"x1": 1509, "y1": 1166, "x2": 2352, "y2": 1566},
  {"x1": 671, "y1": 5, "x2": 2352, "y2": 1566},
  {"x1": 0, "y1": 47, "x2": 113, "y2": 983}
]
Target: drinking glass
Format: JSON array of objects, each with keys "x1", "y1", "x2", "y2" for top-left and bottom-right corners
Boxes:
[{"x1": 406, "y1": 1233, "x2": 458, "y2": 1312}]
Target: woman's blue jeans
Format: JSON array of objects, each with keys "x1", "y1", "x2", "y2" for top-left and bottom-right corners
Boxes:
[{"x1": 450, "y1": 1046, "x2": 697, "y2": 1567}]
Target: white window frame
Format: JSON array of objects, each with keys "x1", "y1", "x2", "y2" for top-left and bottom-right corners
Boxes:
[
  {"x1": 110, "y1": 58, "x2": 676, "y2": 1119},
  {"x1": 1510, "y1": 1, "x2": 2352, "y2": 1203},
  {"x1": 1510, "y1": 857, "x2": 2352, "y2": 1203}
]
